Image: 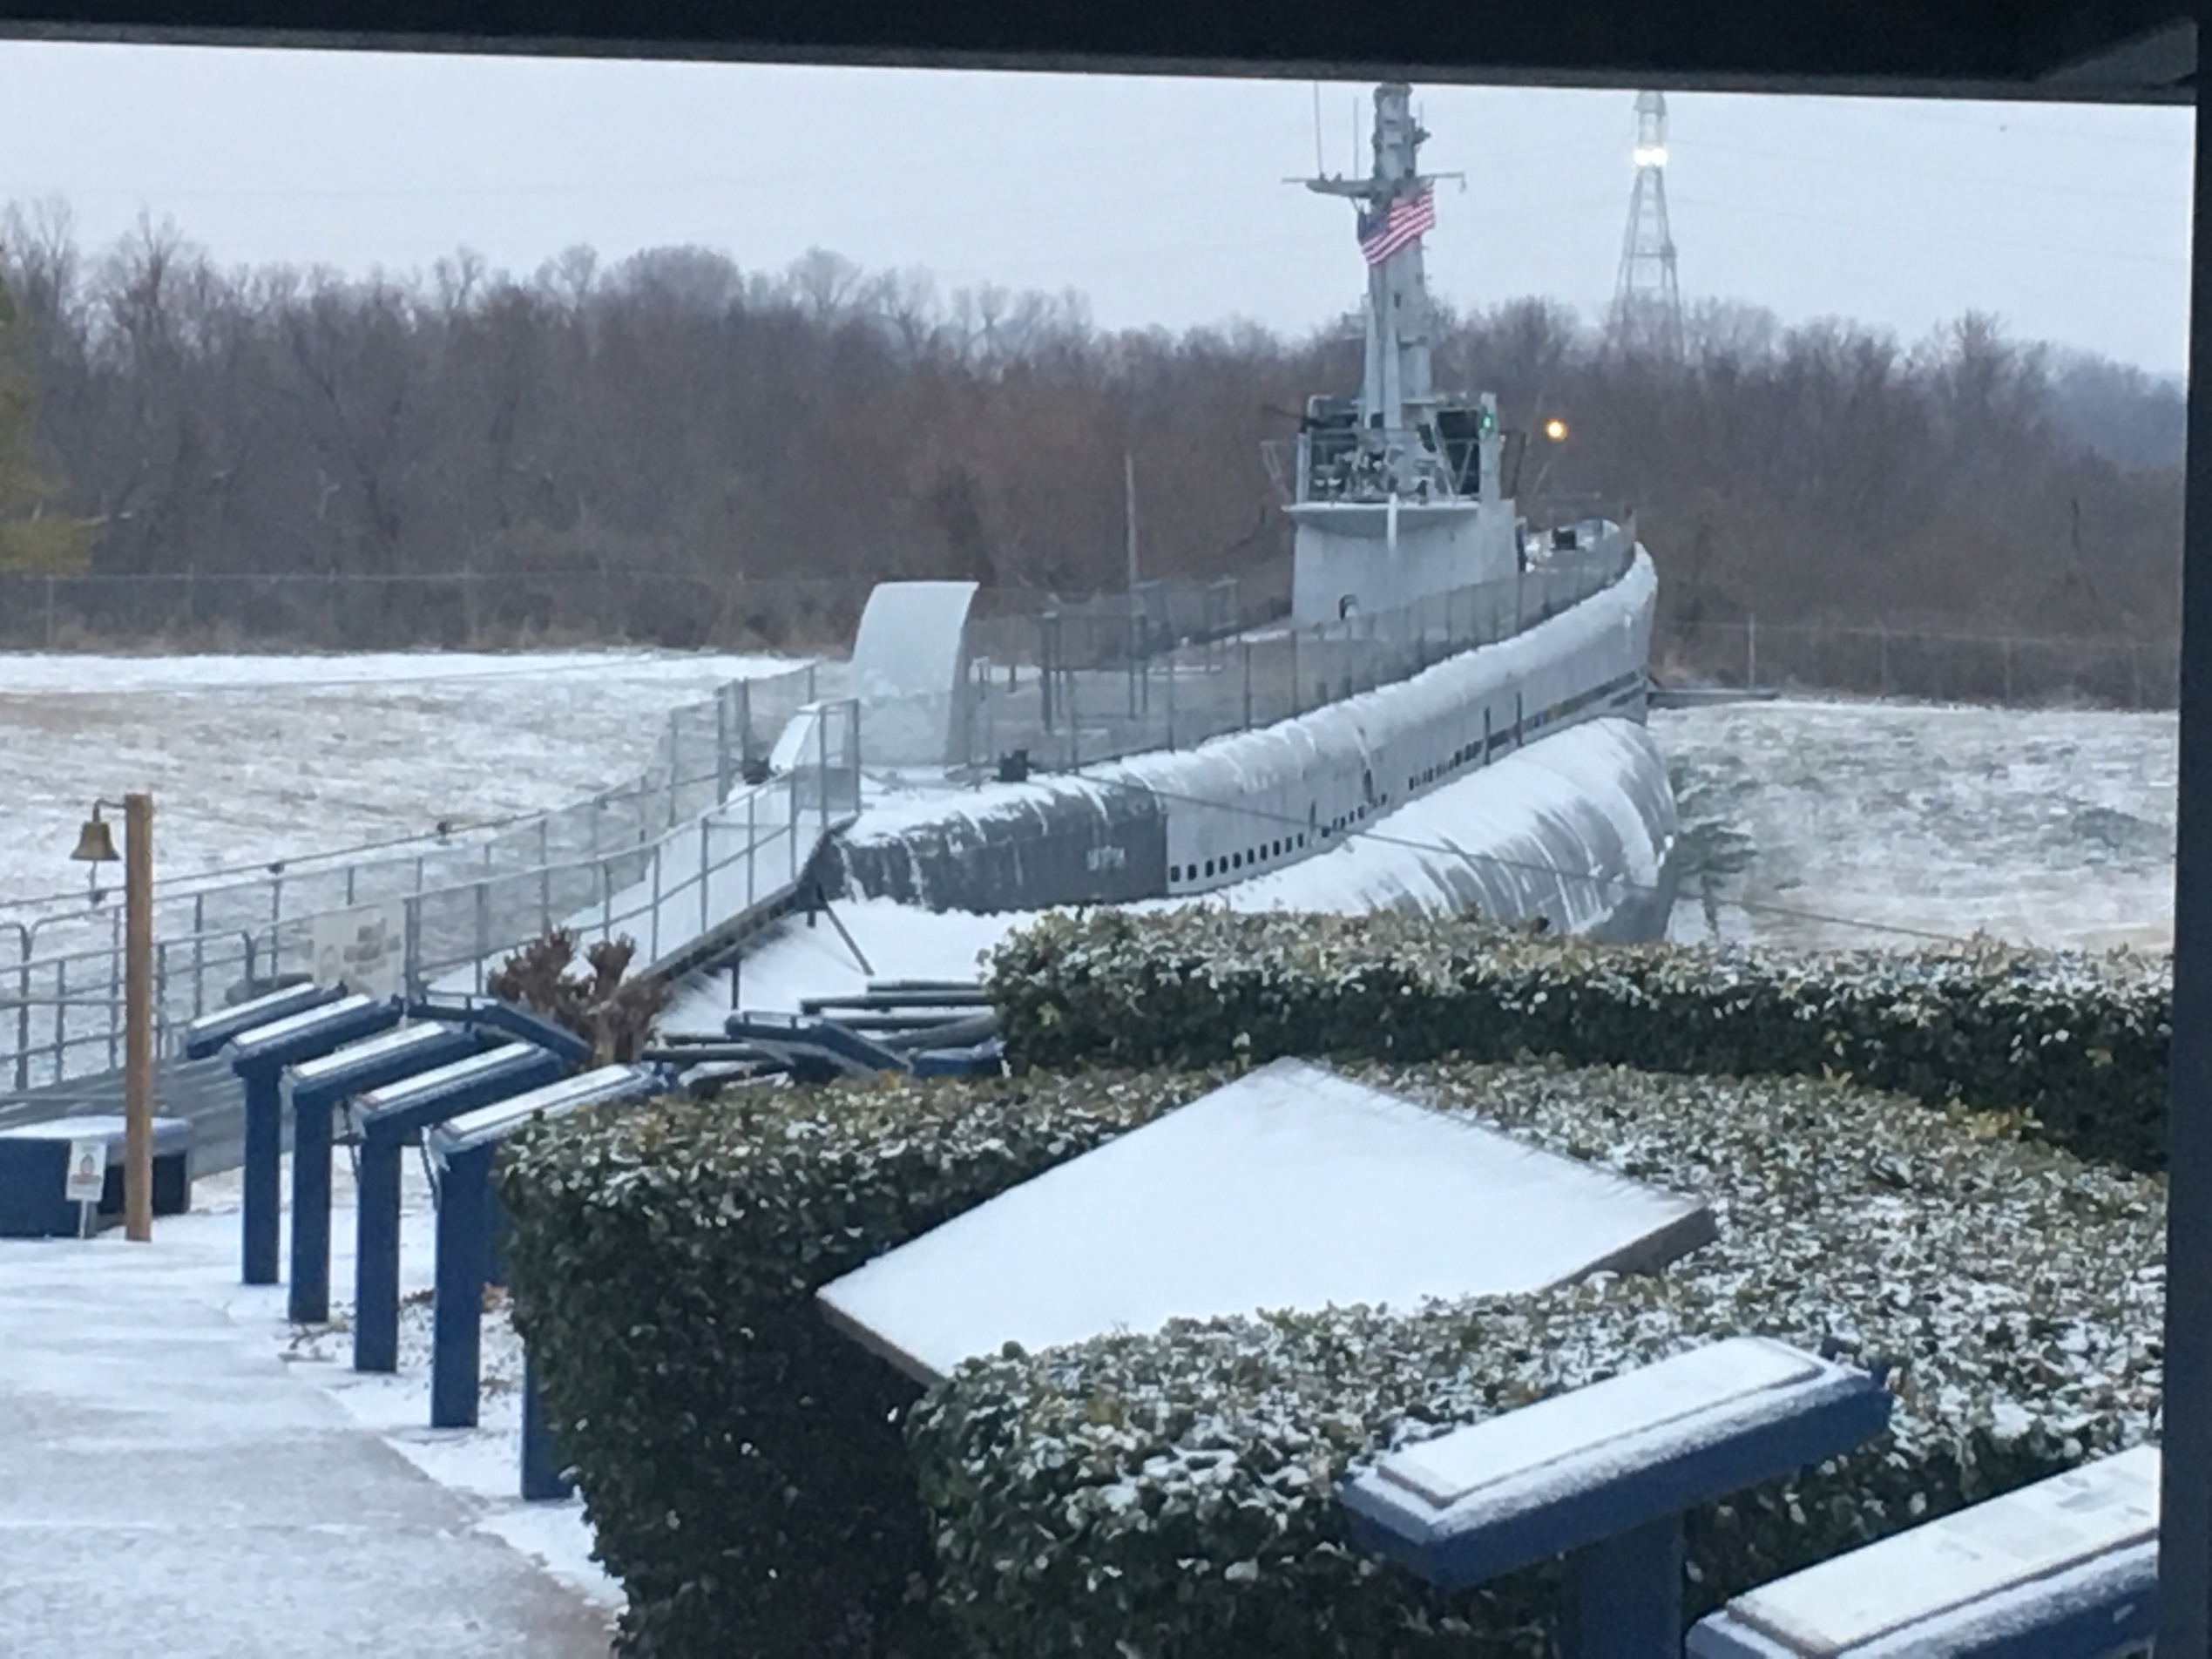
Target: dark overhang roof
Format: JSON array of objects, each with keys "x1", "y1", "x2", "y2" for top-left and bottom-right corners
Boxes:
[{"x1": 0, "y1": 2, "x2": 2193, "y2": 105}]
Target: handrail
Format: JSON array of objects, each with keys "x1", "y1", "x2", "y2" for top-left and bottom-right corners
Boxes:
[{"x1": 3, "y1": 699, "x2": 863, "y2": 1091}]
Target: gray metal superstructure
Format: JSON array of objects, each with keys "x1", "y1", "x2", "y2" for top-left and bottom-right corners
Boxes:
[{"x1": 1285, "y1": 83, "x2": 1521, "y2": 626}]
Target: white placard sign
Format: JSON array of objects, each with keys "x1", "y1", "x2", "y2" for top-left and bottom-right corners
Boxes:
[
  {"x1": 310, "y1": 901, "x2": 408, "y2": 999},
  {"x1": 64, "y1": 1138, "x2": 107, "y2": 1203}
]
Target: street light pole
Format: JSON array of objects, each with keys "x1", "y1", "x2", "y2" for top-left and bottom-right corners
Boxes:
[{"x1": 123, "y1": 792, "x2": 153, "y2": 1242}]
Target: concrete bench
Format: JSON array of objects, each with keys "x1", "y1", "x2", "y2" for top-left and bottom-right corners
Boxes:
[
  {"x1": 1338, "y1": 1337, "x2": 1895, "y2": 1658},
  {"x1": 0, "y1": 1114, "x2": 194, "y2": 1237},
  {"x1": 1688, "y1": 1444, "x2": 2158, "y2": 1658}
]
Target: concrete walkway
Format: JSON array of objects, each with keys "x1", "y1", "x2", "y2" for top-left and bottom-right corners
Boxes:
[{"x1": 0, "y1": 1234, "x2": 616, "y2": 1657}]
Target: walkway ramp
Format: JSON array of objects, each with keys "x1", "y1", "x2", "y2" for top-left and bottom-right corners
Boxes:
[{"x1": 431, "y1": 699, "x2": 862, "y2": 996}]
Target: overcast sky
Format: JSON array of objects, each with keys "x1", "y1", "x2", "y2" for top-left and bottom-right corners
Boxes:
[{"x1": 0, "y1": 42, "x2": 2191, "y2": 372}]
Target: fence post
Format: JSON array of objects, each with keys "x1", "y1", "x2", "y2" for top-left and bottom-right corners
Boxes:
[
  {"x1": 1165, "y1": 649, "x2": 1178, "y2": 751},
  {"x1": 700, "y1": 818, "x2": 713, "y2": 936},
  {"x1": 716, "y1": 687, "x2": 734, "y2": 802},
  {"x1": 193, "y1": 894, "x2": 207, "y2": 1018},
  {"x1": 1289, "y1": 631, "x2": 1301, "y2": 717},
  {"x1": 667, "y1": 712, "x2": 682, "y2": 830},
  {"x1": 1242, "y1": 642, "x2": 1255, "y2": 730},
  {"x1": 1878, "y1": 628, "x2": 1891, "y2": 699},
  {"x1": 1746, "y1": 616, "x2": 1759, "y2": 688},
  {"x1": 747, "y1": 788, "x2": 757, "y2": 902}
]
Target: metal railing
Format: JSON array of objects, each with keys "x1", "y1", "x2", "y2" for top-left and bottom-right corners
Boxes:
[
  {"x1": 957, "y1": 522, "x2": 1636, "y2": 775},
  {"x1": 3, "y1": 681, "x2": 861, "y2": 1090}
]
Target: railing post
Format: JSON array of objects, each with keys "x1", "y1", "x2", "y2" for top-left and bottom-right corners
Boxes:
[
  {"x1": 53, "y1": 958, "x2": 67, "y2": 1080},
  {"x1": 700, "y1": 818, "x2": 713, "y2": 936},
  {"x1": 1242, "y1": 641, "x2": 1254, "y2": 729},
  {"x1": 648, "y1": 847, "x2": 663, "y2": 961},
  {"x1": 473, "y1": 881, "x2": 490, "y2": 994},
  {"x1": 747, "y1": 788, "x2": 757, "y2": 903},
  {"x1": 193, "y1": 893, "x2": 207, "y2": 1019},
  {"x1": 403, "y1": 895, "x2": 424, "y2": 1000},
  {"x1": 13, "y1": 938, "x2": 30, "y2": 1092}
]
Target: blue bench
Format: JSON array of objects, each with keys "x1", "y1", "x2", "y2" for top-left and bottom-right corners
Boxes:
[
  {"x1": 1688, "y1": 1444, "x2": 2159, "y2": 1658},
  {"x1": 279, "y1": 1022, "x2": 486, "y2": 1324},
  {"x1": 1337, "y1": 1338, "x2": 1895, "y2": 1659},
  {"x1": 346, "y1": 1042, "x2": 570, "y2": 1375},
  {"x1": 424, "y1": 1063, "x2": 666, "y2": 1495},
  {"x1": 0, "y1": 1114, "x2": 194, "y2": 1237},
  {"x1": 224, "y1": 993, "x2": 404, "y2": 1285}
]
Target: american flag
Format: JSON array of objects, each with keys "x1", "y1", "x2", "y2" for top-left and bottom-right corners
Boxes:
[{"x1": 1356, "y1": 187, "x2": 1436, "y2": 267}]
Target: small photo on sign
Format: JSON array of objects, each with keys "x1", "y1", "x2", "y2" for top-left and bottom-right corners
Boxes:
[{"x1": 65, "y1": 1139, "x2": 106, "y2": 1203}]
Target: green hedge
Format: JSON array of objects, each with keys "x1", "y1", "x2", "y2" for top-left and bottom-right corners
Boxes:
[
  {"x1": 497, "y1": 1056, "x2": 2161, "y2": 1655},
  {"x1": 495, "y1": 1069, "x2": 1216, "y2": 1656},
  {"x1": 907, "y1": 1058, "x2": 2164, "y2": 1656},
  {"x1": 985, "y1": 909, "x2": 2172, "y2": 1169}
]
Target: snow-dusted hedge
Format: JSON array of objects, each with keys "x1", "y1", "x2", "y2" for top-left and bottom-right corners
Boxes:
[
  {"x1": 908, "y1": 1058, "x2": 2162, "y2": 1656},
  {"x1": 494, "y1": 1068, "x2": 1216, "y2": 1657},
  {"x1": 986, "y1": 909, "x2": 2173, "y2": 1170},
  {"x1": 497, "y1": 1057, "x2": 2161, "y2": 1656}
]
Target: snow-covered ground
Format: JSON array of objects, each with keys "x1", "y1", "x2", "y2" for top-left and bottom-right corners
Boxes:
[
  {"x1": 1655, "y1": 698, "x2": 2177, "y2": 952},
  {"x1": 0, "y1": 649, "x2": 2184, "y2": 1649},
  {"x1": 0, "y1": 650, "x2": 796, "y2": 910}
]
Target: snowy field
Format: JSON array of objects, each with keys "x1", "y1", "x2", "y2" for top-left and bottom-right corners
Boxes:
[
  {"x1": 0, "y1": 650, "x2": 797, "y2": 910},
  {"x1": 1654, "y1": 698, "x2": 2177, "y2": 952}
]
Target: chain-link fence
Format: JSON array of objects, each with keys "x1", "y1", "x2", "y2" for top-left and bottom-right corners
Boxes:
[
  {"x1": 0, "y1": 569, "x2": 881, "y2": 653},
  {"x1": 1654, "y1": 616, "x2": 2182, "y2": 711},
  {"x1": 959, "y1": 529, "x2": 1635, "y2": 774}
]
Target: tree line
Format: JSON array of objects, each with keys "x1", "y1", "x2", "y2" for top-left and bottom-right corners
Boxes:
[{"x1": 0, "y1": 203, "x2": 2182, "y2": 653}]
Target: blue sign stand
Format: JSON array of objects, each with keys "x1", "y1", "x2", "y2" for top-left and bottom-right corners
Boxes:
[
  {"x1": 347, "y1": 1042, "x2": 569, "y2": 1374},
  {"x1": 1688, "y1": 1444, "x2": 2160, "y2": 1658},
  {"x1": 279, "y1": 1022, "x2": 483, "y2": 1324},
  {"x1": 403, "y1": 994, "x2": 592, "y2": 1066},
  {"x1": 520, "y1": 1351, "x2": 574, "y2": 1502},
  {"x1": 223, "y1": 993, "x2": 402, "y2": 1287},
  {"x1": 1337, "y1": 1338, "x2": 1894, "y2": 1657},
  {"x1": 423, "y1": 1065, "x2": 665, "y2": 1492},
  {"x1": 179, "y1": 981, "x2": 342, "y2": 1060}
]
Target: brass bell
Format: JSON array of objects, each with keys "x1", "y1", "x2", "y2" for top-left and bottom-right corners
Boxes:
[{"x1": 70, "y1": 814, "x2": 118, "y2": 863}]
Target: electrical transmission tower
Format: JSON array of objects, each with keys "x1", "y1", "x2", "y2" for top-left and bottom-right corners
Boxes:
[{"x1": 1611, "y1": 90, "x2": 1684, "y2": 361}]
